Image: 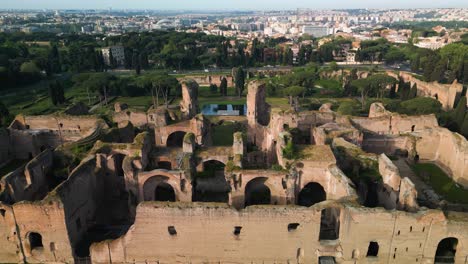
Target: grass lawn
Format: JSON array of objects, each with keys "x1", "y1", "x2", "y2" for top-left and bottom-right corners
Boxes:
[
  {"x1": 315, "y1": 79, "x2": 342, "y2": 90},
  {"x1": 412, "y1": 163, "x2": 468, "y2": 204},
  {"x1": 211, "y1": 123, "x2": 237, "y2": 146},
  {"x1": 0, "y1": 159, "x2": 27, "y2": 179},
  {"x1": 114, "y1": 96, "x2": 153, "y2": 111}
]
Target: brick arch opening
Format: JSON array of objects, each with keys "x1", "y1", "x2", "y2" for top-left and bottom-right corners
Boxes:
[
  {"x1": 435, "y1": 237, "x2": 458, "y2": 264},
  {"x1": 297, "y1": 182, "x2": 326, "y2": 207},
  {"x1": 143, "y1": 175, "x2": 177, "y2": 202},
  {"x1": 166, "y1": 131, "x2": 186, "y2": 147},
  {"x1": 194, "y1": 160, "x2": 229, "y2": 203},
  {"x1": 154, "y1": 182, "x2": 176, "y2": 202},
  {"x1": 245, "y1": 177, "x2": 271, "y2": 207},
  {"x1": 28, "y1": 232, "x2": 43, "y2": 252}
]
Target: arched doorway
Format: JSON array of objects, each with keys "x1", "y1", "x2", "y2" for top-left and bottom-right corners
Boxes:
[
  {"x1": 143, "y1": 176, "x2": 177, "y2": 202},
  {"x1": 297, "y1": 182, "x2": 326, "y2": 207},
  {"x1": 194, "y1": 160, "x2": 229, "y2": 203},
  {"x1": 166, "y1": 131, "x2": 186, "y2": 147},
  {"x1": 28, "y1": 232, "x2": 43, "y2": 252},
  {"x1": 434, "y1": 237, "x2": 458, "y2": 264},
  {"x1": 155, "y1": 182, "x2": 176, "y2": 202},
  {"x1": 245, "y1": 177, "x2": 271, "y2": 207}
]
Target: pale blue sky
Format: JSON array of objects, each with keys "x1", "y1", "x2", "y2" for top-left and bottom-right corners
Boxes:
[{"x1": 1, "y1": 0, "x2": 466, "y2": 10}]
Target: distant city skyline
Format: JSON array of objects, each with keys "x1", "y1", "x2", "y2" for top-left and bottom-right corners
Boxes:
[{"x1": 2, "y1": 0, "x2": 468, "y2": 10}]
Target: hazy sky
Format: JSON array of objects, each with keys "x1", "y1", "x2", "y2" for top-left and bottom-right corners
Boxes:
[{"x1": 1, "y1": 0, "x2": 467, "y2": 10}]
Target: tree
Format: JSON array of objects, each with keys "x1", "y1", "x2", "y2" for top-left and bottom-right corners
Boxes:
[
  {"x1": 329, "y1": 61, "x2": 339, "y2": 71},
  {"x1": 284, "y1": 86, "x2": 305, "y2": 109},
  {"x1": 132, "y1": 51, "x2": 141, "y2": 75},
  {"x1": 234, "y1": 67, "x2": 246, "y2": 97},
  {"x1": 399, "y1": 97, "x2": 442, "y2": 115},
  {"x1": 47, "y1": 45, "x2": 61, "y2": 76},
  {"x1": 209, "y1": 84, "x2": 218, "y2": 94},
  {"x1": 220, "y1": 77, "x2": 228, "y2": 96},
  {"x1": 337, "y1": 101, "x2": 360, "y2": 116},
  {"x1": 284, "y1": 48, "x2": 293, "y2": 66},
  {"x1": 461, "y1": 115, "x2": 468, "y2": 139},
  {"x1": 49, "y1": 81, "x2": 65, "y2": 106},
  {"x1": 282, "y1": 139, "x2": 297, "y2": 160},
  {"x1": 384, "y1": 47, "x2": 406, "y2": 65},
  {"x1": 409, "y1": 84, "x2": 418, "y2": 99},
  {"x1": 136, "y1": 74, "x2": 180, "y2": 108},
  {"x1": 453, "y1": 97, "x2": 467, "y2": 130},
  {"x1": 389, "y1": 84, "x2": 397, "y2": 99},
  {"x1": 0, "y1": 101, "x2": 9, "y2": 126}
]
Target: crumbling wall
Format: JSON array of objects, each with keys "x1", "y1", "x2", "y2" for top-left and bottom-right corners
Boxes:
[
  {"x1": 414, "y1": 128, "x2": 468, "y2": 187},
  {"x1": 12, "y1": 201, "x2": 73, "y2": 263},
  {"x1": 178, "y1": 74, "x2": 233, "y2": 87},
  {"x1": 387, "y1": 71, "x2": 464, "y2": 110},
  {"x1": 113, "y1": 110, "x2": 148, "y2": 128},
  {"x1": 1, "y1": 149, "x2": 53, "y2": 203},
  {"x1": 351, "y1": 112, "x2": 438, "y2": 135},
  {"x1": 91, "y1": 202, "x2": 468, "y2": 264},
  {"x1": 180, "y1": 79, "x2": 199, "y2": 120},
  {"x1": 0, "y1": 204, "x2": 21, "y2": 263}
]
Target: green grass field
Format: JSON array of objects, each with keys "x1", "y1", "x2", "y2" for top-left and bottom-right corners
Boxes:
[
  {"x1": 412, "y1": 163, "x2": 468, "y2": 204},
  {"x1": 211, "y1": 123, "x2": 237, "y2": 146}
]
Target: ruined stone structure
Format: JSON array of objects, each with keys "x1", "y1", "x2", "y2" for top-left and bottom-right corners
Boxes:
[
  {"x1": 177, "y1": 74, "x2": 234, "y2": 87},
  {"x1": 387, "y1": 71, "x2": 465, "y2": 110},
  {"x1": 180, "y1": 79, "x2": 199, "y2": 120},
  {"x1": 0, "y1": 78, "x2": 468, "y2": 264}
]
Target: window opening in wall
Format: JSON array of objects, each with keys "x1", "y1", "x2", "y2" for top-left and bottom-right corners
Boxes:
[
  {"x1": 319, "y1": 208, "x2": 340, "y2": 241},
  {"x1": 297, "y1": 182, "x2": 326, "y2": 207},
  {"x1": 288, "y1": 223, "x2": 300, "y2": 232},
  {"x1": 0, "y1": 209, "x2": 5, "y2": 217},
  {"x1": 49, "y1": 242, "x2": 56, "y2": 251},
  {"x1": 393, "y1": 253, "x2": 396, "y2": 259},
  {"x1": 435, "y1": 237, "x2": 458, "y2": 264},
  {"x1": 397, "y1": 230, "x2": 400, "y2": 235},
  {"x1": 410, "y1": 226, "x2": 412, "y2": 232},
  {"x1": 233, "y1": 226, "x2": 242, "y2": 236},
  {"x1": 168, "y1": 226, "x2": 177, "y2": 236},
  {"x1": 318, "y1": 256, "x2": 336, "y2": 264},
  {"x1": 366, "y1": 242, "x2": 379, "y2": 257},
  {"x1": 28, "y1": 232, "x2": 43, "y2": 250},
  {"x1": 422, "y1": 227, "x2": 425, "y2": 232},
  {"x1": 411, "y1": 125, "x2": 415, "y2": 132}
]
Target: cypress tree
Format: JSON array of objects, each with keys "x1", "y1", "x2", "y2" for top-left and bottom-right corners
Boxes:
[
  {"x1": 461, "y1": 115, "x2": 468, "y2": 138},
  {"x1": 389, "y1": 84, "x2": 397, "y2": 99},
  {"x1": 220, "y1": 77, "x2": 228, "y2": 96},
  {"x1": 453, "y1": 97, "x2": 467, "y2": 130},
  {"x1": 409, "y1": 84, "x2": 418, "y2": 99}
]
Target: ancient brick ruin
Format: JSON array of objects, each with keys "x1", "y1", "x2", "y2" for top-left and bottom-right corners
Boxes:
[{"x1": 0, "y1": 79, "x2": 467, "y2": 264}]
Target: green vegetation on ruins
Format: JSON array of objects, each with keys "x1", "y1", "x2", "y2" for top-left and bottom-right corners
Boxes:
[{"x1": 412, "y1": 163, "x2": 468, "y2": 204}]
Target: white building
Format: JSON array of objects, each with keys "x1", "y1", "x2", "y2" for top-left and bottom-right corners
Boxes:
[
  {"x1": 102, "y1": 46, "x2": 125, "y2": 66},
  {"x1": 302, "y1": 25, "x2": 330, "y2": 37}
]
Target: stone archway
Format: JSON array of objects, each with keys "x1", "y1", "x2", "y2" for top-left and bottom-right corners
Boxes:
[
  {"x1": 154, "y1": 182, "x2": 176, "y2": 202},
  {"x1": 143, "y1": 175, "x2": 178, "y2": 202},
  {"x1": 435, "y1": 237, "x2": 458, "y2": 264},
  {"x1": 166, "y1": 131, "x2": 187, "y2": 147},
  {"x1": 297, "y1": 182, "x2": 326, "y2": 207},
  {"x1": 244, "y1": 177, "x2": 271, "y2": 207},
  {"x1": 194, "y1": 160, "x2": 229, "y2": 203}
]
